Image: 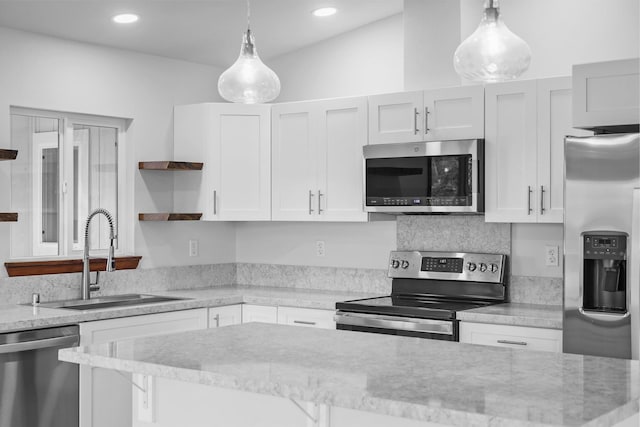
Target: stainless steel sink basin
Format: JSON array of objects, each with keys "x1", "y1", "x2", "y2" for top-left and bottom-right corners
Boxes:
[{"x1": 35, "y1": 294, "x2": 188, "y2": 311}]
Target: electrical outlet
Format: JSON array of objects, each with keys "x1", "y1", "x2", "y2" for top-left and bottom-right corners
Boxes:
[
  {"x1": 189, "y1": 239, "x2": 199, "y2": 257},
  {"x1": 545, "y1": 245, "x2": 559, "y2": 267},
  {"x1": 316, "y1": 240, "x2": 325, "y2": 257}
]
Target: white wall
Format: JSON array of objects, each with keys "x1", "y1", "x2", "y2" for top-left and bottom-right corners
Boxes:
[
  {"x1": 0, "y1": 26, "x2": 235, "y2": 275},
  {"x1": 270, "y1": 14, "x2": 404, "y2": 102}
]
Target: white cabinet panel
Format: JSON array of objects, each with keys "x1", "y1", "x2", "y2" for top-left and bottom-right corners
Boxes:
[
  {"x1": 423, "y1": 85, "x2": 484, "y2": 141},
  {"x1": 573, "y1": 58, "x2": 640, "y2": 129},
  {"x1": 174, "y1": 103, "x2": 271, "y2": 221},
  {"x1": 272, "y1": 97, "x2": 368, "y2": 222},
  {"x1": 459, "y1": 322, "x2": 562, "y2": 353},
  {"x1": 368, "y1": 91, "x2": 423, "y2": 144},
  {"x1": 242, "y1": 304, "x2": 278, "y2": 324},
  {"x1": 79, "y1": 309, "x2": 208, "y2": 427},
  {"x1": 209, "y1": 304, "x2": 243, "y2": 328},
  {"x1": 277, "y1": 306, "x2": 336, "y2": 329},
  {"x1": 485, "y1": 80, "x2": 538, "y2": 223}
]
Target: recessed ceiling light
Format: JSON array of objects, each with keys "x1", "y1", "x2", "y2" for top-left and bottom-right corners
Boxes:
[
  {"x1": 312, "y1": 7, "x2": 337, "y2": 17},
  {"x1": 112, "y1": 13, "x2": 139, "y2": 24}
]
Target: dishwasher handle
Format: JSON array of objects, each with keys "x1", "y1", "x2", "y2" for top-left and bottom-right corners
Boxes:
[{"x1": 0, "y1": 335, "x2": 79, "y2": 354}]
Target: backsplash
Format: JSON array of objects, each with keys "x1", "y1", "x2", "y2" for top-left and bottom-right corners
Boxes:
[{"x1": 0, "y1": 263, "x2": 235, "y2": 305}]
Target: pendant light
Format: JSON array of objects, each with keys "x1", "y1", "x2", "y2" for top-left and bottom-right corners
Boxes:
[
  {"x1": 217, "y1": 0, "x2": 281, "y2": 104},
  {"x1": 453, "y1": 0, "x2": 531, "y2": 83}
]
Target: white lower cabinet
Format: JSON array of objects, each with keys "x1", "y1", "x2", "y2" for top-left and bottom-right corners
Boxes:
[
  {"x1": 208, "y1": 304, "x2": 242, "y2": 327},
  {"x1": 277, "y1": 306, "x2": 336, "y2": 329},
  {"x1": 459, "y1": 322, "x2": 562, "y2": 353},
  {"x1": 242, "y1": 304, "x2": 278, "y2": 323},
  {"x1": 78, "y1": 309, "x2": 208, "y2": 427}
]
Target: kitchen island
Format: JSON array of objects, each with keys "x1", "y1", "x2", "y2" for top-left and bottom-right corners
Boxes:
[{"x1": 59, "y1": 323, "x2": 640, "y2": 427}]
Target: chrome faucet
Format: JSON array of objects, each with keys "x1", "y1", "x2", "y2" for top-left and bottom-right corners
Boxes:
[{"x1": 82, "y1": 208, "x2": 117, "y2": 300}]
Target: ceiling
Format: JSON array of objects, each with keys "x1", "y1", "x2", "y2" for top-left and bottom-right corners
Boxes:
[{"x1": 0, "y1": 0, "x2": 404, "y2": 68}]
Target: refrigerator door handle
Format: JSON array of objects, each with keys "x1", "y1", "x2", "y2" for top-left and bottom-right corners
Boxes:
[{"x1": 630, "y1": 188, "x2": 640, "y2": 359}]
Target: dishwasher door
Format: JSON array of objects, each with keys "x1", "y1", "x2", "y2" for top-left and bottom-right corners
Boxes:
[{"x1": 0, "y1": 325, "x2": 79, "y2": 427}]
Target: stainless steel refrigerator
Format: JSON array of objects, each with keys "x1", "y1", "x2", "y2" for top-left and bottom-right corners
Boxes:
[{"x1": 564, "y1": 133, "x2": 640, "y2": 360}]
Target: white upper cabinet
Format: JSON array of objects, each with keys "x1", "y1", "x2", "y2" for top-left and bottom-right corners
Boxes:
[
  {"x1": 368, "y1": 85, "x2": 484, "y2": 145},
  {"x1": 485, "y1": 77, "x2": 591, "y2": 223},
  {"x1": 573, "y1": 58, "x2": 640, "y2": 130},
  {"x1": 174, "y1": 103, "x2": 271, "y2": 221},
  {"x1": 272, "y1": 97, "x2": 368, "y2": 222}
]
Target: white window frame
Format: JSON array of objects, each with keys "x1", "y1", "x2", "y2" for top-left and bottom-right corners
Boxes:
[{"x1": 10, "y1": 107, "x2": 133, "y2": 259}]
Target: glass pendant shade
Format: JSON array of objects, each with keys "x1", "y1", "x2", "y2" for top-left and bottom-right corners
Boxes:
[
  {"x1": 217, "y1": 29, "x2": 281, "y2": 104},
  {"x1": 453, "y1": 0, "x2": 531, "y2": 83}
]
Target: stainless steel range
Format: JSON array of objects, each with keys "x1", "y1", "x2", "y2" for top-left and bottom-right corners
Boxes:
[{"x1": 335, "y1": 251, "x2": 507, "y2": 341}]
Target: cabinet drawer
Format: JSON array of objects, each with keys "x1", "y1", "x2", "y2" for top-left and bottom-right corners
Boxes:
[
  {"x1": 459, "y1": 322, "x2": 562, "y2": 352},
  {"x1": 277, "y1": 306, "x2": 336, "y2": 329},
  {"x1": 208, "y1": 304, "x2": 242, "y2": 328},
  {"x1": 242, "y1": 304, "x2": 278, "y2": 324}
]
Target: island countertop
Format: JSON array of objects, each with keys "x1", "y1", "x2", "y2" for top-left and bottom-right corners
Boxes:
[{"x1": 59, "y1": 323, "x2": 639, "y2": 427}]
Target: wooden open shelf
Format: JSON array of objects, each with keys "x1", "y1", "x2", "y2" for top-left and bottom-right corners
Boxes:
[
  {"x1": 5, "y1": 256, "x2": 142, "y2": 277},
  {"x1": 0, "y1": 149, "x2": 18, "y2": 161},
  {"x1": 138, "y1": 213, "x2": 202, "y2": 221},
  {"x1": 0, "y1": 213, "x2": 18, "y2": 222},
  {"x1": 138, "y1": 161, "x2": 203, "y2": 171}
]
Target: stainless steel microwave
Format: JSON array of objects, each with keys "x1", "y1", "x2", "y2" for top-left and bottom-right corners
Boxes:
[{"x1": 363, "y1": 139, "x2": 484, "y2": 214}]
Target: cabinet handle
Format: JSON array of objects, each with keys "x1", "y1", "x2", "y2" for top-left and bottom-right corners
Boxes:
[
  {"x1": 540, "y1": 185, "x2": 546, "y2": 215},
  {"x1": 424, "y1": 107, "x2": 430, "y2": 133},
  {"x1": 527, "y1": 186, "x2": 533, "y2": 215},
  {"x1": 497, "y1": 339, "x2": 528, "y2": 346},
  {"x1": 309, "y1": 190, "x2": 315, "y2": 215},
  {"x1": 413, "y1": 108, "x2": 420, "y2": 134},
  {"x1": 214, "y1": 314, "x2": 220, "y2": 328},
  {"x1": 293, "y1": 320, "x2": 316, "y2": 326},
  {"x1": 213, "y1": 190, "x2": 217, "y2": 215},
  {"x1": 318, "y1": 190, "x2": 324, "y2": 214}
]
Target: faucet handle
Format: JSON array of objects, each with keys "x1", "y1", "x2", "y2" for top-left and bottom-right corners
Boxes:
[{"x1": 89, "y1": 284, "x2": 101, "y2": 292}]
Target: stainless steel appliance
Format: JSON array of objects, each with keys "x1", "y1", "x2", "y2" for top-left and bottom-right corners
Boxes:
[
  {"x1": 336, "y1": 251, "x2": 506, "y2": 340},
  {"x1": 363, "y1": 139, "x2": 484, "y2": 214},
  {"x1": 564, "y1": 133, "x2": 640, "y2": 359},
  {"x1": 0, "y1": 325, "x2": 79, "y2": 427}
]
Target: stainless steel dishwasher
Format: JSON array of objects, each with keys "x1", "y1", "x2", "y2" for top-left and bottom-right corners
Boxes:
[{"x1": 0, "y1": 325, "x2": 79, "y2": 427}]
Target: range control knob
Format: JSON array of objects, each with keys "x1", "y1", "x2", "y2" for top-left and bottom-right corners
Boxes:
[
  {"x1": 401, "y1": 260, "x2": 410, "y2": 269},
  {"x1": 490, "y1": 263, "x2": 499, "y2": 273},
  {"x1": 479, "y1": 263, "x2": 488, "y2": 272},
  {"x1": 467, "y1": 262, "x2": 477, "y2": 272},
  {"x1": 391, "y1": 259, "x2": 400, "y2": 269}
]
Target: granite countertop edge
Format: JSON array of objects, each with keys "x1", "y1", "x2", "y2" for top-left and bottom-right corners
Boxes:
[{"x1": 1, "y1": 286, "x2": 563, "y2": 333}]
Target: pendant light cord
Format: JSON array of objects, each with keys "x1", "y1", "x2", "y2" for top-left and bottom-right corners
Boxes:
[{"x1": 247, "y1": 0, "x2": 251, "y2": 30}]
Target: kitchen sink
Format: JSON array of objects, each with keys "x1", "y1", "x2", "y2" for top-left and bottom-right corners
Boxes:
[{"x1": 34, "y1": 294, "x2": 188, "y2": 311}]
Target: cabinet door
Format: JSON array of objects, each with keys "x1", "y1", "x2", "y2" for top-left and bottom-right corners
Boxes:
[
  {"x1": 423, "y1": 85, "x2": 484, "y2": 141},
  {"x1": 459, "y1": 322, "x2": 562, "y2": 352},
  {"x1": 367, "y1": 91, "x2": 423, "y2": 144},
  {"x1": 317, "y1": 97, "x2": 368, "y2": 222},
  {"x1": 79, "y1": 309, "x2": 208, "y2": 427},
  {"x1": 242, "y1": 304, "x2": 278, "y2": 323},
  {"x1": 536, "y1": 77, "x2": 591, "y2": 223},
  {"x1": 209, "y1": 304, "x2": 243, "y2": 327},
  {"x1": 485, "y1": 80, "x2": 538, "y2": 223},
  {"x1": 212, "y1": 104, "x2": 271, "y2": 221},
  {"x1": 573, "y1": 58, "x2": 640, "y2": 129},
  {"x1": 277, "y1": 306, "x2": 336, "y2": 329},
  {"x1": 271, "y1": 102, "x2": 318, "y2": 221}
]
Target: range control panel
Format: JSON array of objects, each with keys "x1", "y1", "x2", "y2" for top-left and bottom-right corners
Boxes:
[{"x1": 388, "y1": 251, "x2": 506, "y2": 283}]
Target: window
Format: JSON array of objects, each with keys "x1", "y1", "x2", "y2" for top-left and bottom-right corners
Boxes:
[{"x1": 10, "y1": 108, "x2": 130, "y2": 259}]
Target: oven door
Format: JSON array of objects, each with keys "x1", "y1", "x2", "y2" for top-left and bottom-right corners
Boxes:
[
  {"x1": 363, "y1": 139, "x2": 483, "y2": 213},
  {"x1": 335, "y1": 311, "x2": 458, "y2": 341}
]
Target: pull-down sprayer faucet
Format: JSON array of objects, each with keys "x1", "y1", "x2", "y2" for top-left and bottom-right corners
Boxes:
[{"x1": 82, "y1": 208, "x2": 117, "y2": 300}]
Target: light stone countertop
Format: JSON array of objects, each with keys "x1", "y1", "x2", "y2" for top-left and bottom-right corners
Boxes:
[
  {"x1": 0, "y1": 286, "x2": 379, "y2": 333},
  {"x1": 0, "y1": 286, "x2": 563, "y2": 333},
  {"x1": 457, "y1": 303, "x2": 563, "y2": 329},
  {"x1": 59, "y1": 322, "x2": 639, "y2": 427}
]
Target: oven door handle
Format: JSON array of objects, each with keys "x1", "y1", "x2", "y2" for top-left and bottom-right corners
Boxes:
[{"x1": 334, "y1": 312, "x2": 453, "y2": 335}]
